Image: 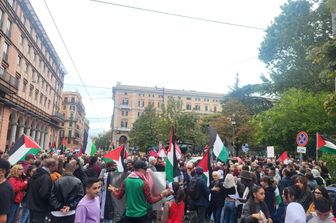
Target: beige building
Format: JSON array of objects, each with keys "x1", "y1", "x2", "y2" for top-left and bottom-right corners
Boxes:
[
  {"x1": 60, "y1": 92, "x2": 87, "y2": 149},
  {"x1": 111, "y1": 83, "x2": 224, "y2": 146},
  {"x1": 0, "y1": 0, "x2": 66, "y2": 152}
]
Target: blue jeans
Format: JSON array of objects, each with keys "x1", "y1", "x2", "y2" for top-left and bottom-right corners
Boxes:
[
  {"x1": 19, "y1": 207, "x2": 30, "y2": 223},
  {"x1": 223, "y1": 200, "x2": 236, "y2": 223},
  {"x1": 8, "y1": 203, "x2": 20, "y2": 223},
  {"x1": 212, "y1": 207, "x2": 222, "y2": 223}
]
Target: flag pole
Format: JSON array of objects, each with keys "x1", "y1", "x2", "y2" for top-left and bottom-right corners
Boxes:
[{"x1": 316, "y1": 132, "x2": 318, "y2": 162}]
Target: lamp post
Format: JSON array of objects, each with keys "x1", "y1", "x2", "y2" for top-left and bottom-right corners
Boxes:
[{"x1": 231, "y1": 114, "x2": 237, "y2": 156}]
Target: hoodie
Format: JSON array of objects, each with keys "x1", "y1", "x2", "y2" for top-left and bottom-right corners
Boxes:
[{"x1": 27, "y1": 167, "x2": 53, "y2": 213}]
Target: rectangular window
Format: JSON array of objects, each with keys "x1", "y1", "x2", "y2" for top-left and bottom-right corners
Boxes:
[
  {"x1": 16, "y1": 55, "x2": 21, "y2": 66},
  {"x1": 121, "y1": 120, "x2": 128, "y2": 128},
  {"x1": 2, "y1": 42, "x2": 8, "y2": 62},
  {"x1": 205, "y1": 105, "x2": 208, "y2": 111},
  {"x1": 121, "y1": 110, "x2": 128, "y2": 116},
  {"x1": 186, "y1": 97, "x2": 191, "y2": 100},
  {"x1": 5, "y1": 19, "x2": 11, "y2": 37},
  {"x1": 122, "y1": 98, "x2": 128, "y2": 106},
  {"x1": 34, "y1": 90, "x2": 38, "y2": 100},
  {"x1": 186, "y1": 104, "x2": 191, "y2": 110},
  {"x1": 44, "y1": 96, "x2": 47, "y2": 107},
  {"x1": 48, "y1": 100, "x2": 50, "y2": 109},
  {"x1": 40, "y1": 93, "x2": 43, "y2": 104},
  {"x1": 29, "y1": 84, "x2": 33, "y2": 97},
  {"x1": 22, "y1": 79, "x2": 27, "y2": 93}
]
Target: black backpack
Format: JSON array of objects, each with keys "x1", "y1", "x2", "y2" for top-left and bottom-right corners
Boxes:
[{"x1": 187, "y1": 177, "x2": 201, "y2": 200}]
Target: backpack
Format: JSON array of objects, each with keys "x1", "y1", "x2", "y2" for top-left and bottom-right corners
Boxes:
[{"x1": 187, "y1": 177, "x2": 201, "y2": 200}]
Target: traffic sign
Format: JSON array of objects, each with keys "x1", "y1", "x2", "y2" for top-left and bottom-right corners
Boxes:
[
  {"x1": 296, "y1": 131, "x2": 308, "y2": 147},
  {"x1": 297, "y1": 146, "x2": 306, "y2": 154}
]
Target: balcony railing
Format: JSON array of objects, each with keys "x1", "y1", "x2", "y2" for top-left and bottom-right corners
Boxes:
[
  {"x1": 51, "y1": 111, "x2": 65, "y2": 122},
  {"x1": 0, "y1": 67, "x2": 18, "y2": 94}
]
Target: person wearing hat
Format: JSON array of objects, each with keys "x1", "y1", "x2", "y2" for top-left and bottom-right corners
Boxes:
[
  {"x1": 0, "y1": 158, "x2": 14, "y2": 223},
  {"x1": 236, "y1": 170, "x2": 256, "y2": 219},
  {"x1": 109, "y1": 160, "x2": 170, "y2": 223}
]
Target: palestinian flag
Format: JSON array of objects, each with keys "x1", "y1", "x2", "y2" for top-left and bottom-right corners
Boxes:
[
  {"x1": 103, "y1": 144, "x2": 126, "y2": 172},
  {"x1": 165, "y1": 127, "x2": 181, "y2": 184},
  {"x1": 85, "y1": 138, "x2": 97, "y2": 157},
  {"x1": 158, "y1": 147, "x2": 167, "y2": 158},
  {"x1": 278, "y1": 150, "x2": 289, "y2": 163},
  {"x1": 317, "y1": 133, "x2": 336, "y2": 154},
  {"x1": 8, "y1": 135, "x2": 40, "y2": 165},
  {"x1": 208, "y1": 126, "x2": 229, "y2": 163},
  {"x1": 197, "y1": 147, "x2": 211, "y2": 186}
]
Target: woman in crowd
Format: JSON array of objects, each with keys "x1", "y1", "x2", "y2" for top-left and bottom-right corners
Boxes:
[
  {"x1": 209, "y1": 171, "x2": 224, "y2": 223},
  {"x1": 241, "y1": 185, "x2": 272, "y2": 223},
  {"x1": 294, "y1": 175, "x2": 313, "y2": 211},
  {"x1": 260, "y1": 176, "x2": 276, "y2": 217},
  {"x1": 273, "y1": 186, "x2": 296, "y2": 223},
  {"x1": 223, "y1": 173, "x2": 237, "y2": 223},
  {"x1": 19, "y1": 165, "x2": 36, "y2": 223},
  {"x1": 161, "y1": 182, "x2": 185, "y2": 223},
  {"x1": 7, "y1": 164, "x2": 28, "y2": 223},
  {"x1": 306, "y1": 185, "x2": 331, "y2": 215}
]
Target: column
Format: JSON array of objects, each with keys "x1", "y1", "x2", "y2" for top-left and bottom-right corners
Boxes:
[
  {"x1": 35, "y1": 131, "x2": 41, "y2": 144},
  {"x1": 9, "y1": 122, "x2": 17, "y2": 145},
  {"x1": 31, "y1": 128, "x2": 36, "y2": 140},
  {"x1": 40, "y1": 132, "x2": 45, "y2": 149},
  {"x1": 43, "y1": 132, "x2": 48, "y2": 150},
  {"x1": 26, "y1": 127, "x2": 31, "y2": 136},
  {"x1": 18, "y1": 124, "x2": 24, "y2": 137}
]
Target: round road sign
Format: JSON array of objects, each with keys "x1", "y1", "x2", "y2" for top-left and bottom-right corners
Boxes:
[{"x1": 296, "y1": 131, "x2": 308, "y2": 147}]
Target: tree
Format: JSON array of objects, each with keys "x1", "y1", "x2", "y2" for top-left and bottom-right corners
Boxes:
[
  {"x1": 225, "y1": 74, "x2": 274, "y2": 115},
  {"x1": 128, "y1": 105, "x2": 159, "y2": 150},
  {"x1": 93, "y1": 130, "x2": 112, "y2": 151},
  {"x1": 259, "y1": 0, "x2": 333, "y2": 94},
  {"x1": 128, "y1": 100, "x2": 209, "y2": 151},
  {"x1": 252, "y1": 89, "x2": 336, "y2": 153}
]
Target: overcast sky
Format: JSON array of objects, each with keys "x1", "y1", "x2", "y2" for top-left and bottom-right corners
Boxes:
[{"x1": 30, "y1": 0, "x2": 287, "y2": 136}]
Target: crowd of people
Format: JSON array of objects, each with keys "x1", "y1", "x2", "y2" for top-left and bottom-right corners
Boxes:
[{"x1": 0, "y1": 149, "x2": 335, "y2": 223}]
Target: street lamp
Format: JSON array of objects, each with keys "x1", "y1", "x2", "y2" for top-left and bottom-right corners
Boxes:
[{"x1": 231, "y1": 114, "x2": 237, "y2": 156}]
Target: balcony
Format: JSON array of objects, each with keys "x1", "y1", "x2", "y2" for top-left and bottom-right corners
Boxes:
[
  {"x1": 51, "y1": 111, "x2": 65, "y2": 123},
  {"x1": 0, "y1": 67, "x2": 18, "y2": 94}
]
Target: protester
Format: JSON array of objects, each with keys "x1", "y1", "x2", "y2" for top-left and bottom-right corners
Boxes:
[
  {"x1": 306, "y1": 186, "x2": 331, "y2": 215},
  {"x1": 260, "y1": 176, "x2": 276, "y2": 217},
  {"x1": 273, "y1": 187, "x2": 296, "y2": 223},
  {"x1": 209, "y1": 171, "x2": 224, "y2": 223},
  {"x1": 50, "y1": 160, "x2": 84, "y2": 223},
  {"x1": 0, "y1": 158, "x2": 14, "y2": 223},
  {"x1": 188, "y1": 166, "x2": 209, "y2": 223},
  {"x1": 7, "y1": 164, "x2": 28, "y2": 223},
  {"x1": 223, "y1": 173, "x2": 237, "y2": 223},
  {"x1": 294, "y1": 175, "x2": 313, "y2": 211},
  {"x1": 307, "y1": 197, "x2": 335, "y2": 223},
  {"x1": 75, "y1": 177, "x2": 101, "y2": 223},
  {"x1": 100, "y1": 161, "x2": 117, "y2": 223},
  {"x1": 161, "y1": 182, "x2": 185, "y2": 223},
  {"x1": 19, "y1": 165, "x2": 37, "y2": 223},
  {"x1": 27, "y1": 158, "x2": 56, "y2": 223},
  {"x1": 241, "y1": 185, "x2": 272, "y2": 223},
  {"x1": 284, "y1": 202, "x2": 306, "y2": 223},
  {"x1": 109, "y1": 160, "x2": 170, "y2": 223}
]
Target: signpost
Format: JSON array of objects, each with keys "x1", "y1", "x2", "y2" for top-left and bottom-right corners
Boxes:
[{"x1": 296, "y1": 131, "x2": 308, "y2": 161}]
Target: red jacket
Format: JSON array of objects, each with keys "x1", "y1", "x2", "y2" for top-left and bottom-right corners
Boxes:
[{"x1": 8, "y1": 176, "x2": 28, "y2": 204}]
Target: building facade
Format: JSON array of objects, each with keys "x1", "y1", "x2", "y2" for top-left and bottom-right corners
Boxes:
[
  {"x1": 0, "y1": 0, "x2": 66, "y2": 152},
  {"x1": 60, "y1": 91, "x2": 87, "y2": 150},
  {"x1": 111, "y1": 83, "x2": 225, "y2": 147}
]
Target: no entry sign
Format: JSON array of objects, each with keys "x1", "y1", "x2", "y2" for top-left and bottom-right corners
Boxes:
[{"x1": 296, "y1": 131, "x2": 308, "y2": 147}]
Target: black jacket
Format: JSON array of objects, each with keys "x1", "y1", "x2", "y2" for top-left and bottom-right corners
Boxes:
[
  {"x1": 27, "y1": 167, "x2": 53, "y2": 213},
  {"x1": 210, "y1": 179, "x2": 225, "y2": 208},
  {"x1": 50, "y1": 174, "x2": 84, "y2": 211}
]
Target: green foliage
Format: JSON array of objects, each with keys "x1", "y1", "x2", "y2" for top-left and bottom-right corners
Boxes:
[
  {"x1": 252, "y1": 89, "x2": 336, "y2": 151},
  {"x1": 92, "y1": 130, "x2": 112, "y2": 150},
  {"x1": 128, "y1": 106, "x2": 159, "y2": 150},
  {"x1": 128, "y1": 100, "x2": 208, "y2": 151},
  {"x1": 259, "y1": 0, "x2": 333, "y2": 93},
  {"x1": 321, "y1": 153, "x2": 336, "y2": 183}
]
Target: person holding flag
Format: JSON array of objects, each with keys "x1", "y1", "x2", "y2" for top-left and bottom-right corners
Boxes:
[{"x1": 108, "y1": 160, "x2": 171, "y2": 223}]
